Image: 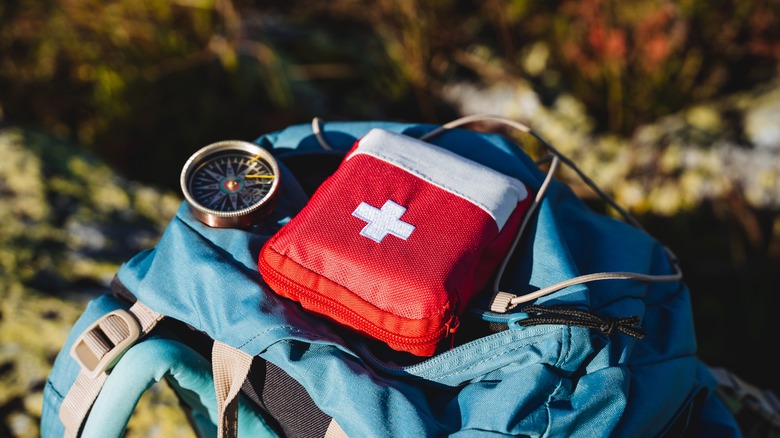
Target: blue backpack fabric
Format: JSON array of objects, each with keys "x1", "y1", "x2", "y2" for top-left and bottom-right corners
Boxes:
[{"x1": 42, "y1": 119, "x2": 742, "y2": 437}]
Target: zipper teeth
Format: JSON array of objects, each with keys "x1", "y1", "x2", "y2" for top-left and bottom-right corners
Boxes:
[{"x1": 260, "y1": 255, "x2": 449, "y2": 346}]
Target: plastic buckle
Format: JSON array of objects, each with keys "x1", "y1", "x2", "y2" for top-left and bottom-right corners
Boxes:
[
  {"x1": 710, "y1": 366, "x2": 780, "y2": 427},
  {"x1": 507, "y1": 312, "x2": 530, "y2": 331},
  {"x1": 70, "y1": 309, "x2": 141, "y2": 379}
]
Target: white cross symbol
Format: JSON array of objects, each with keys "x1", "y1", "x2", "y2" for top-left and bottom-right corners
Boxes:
[{"x1": 352, "y1": 200, "x2": 416, "y2": 243}]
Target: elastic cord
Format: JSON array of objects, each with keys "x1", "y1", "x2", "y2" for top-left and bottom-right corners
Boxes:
[
  {"x1": 416, "y1": 114, "x2": 683, "y2": 311},
  {"x1": 311, "y1": 117, "x2": 333, "y2": 150}
]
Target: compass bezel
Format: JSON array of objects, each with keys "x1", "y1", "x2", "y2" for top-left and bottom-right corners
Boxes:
[{"x1": 180, "y1": 140, "x2": 280, "y2": 228}]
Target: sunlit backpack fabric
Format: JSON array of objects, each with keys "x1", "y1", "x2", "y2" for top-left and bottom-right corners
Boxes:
[{"x1": 41, "y1": 117, "x2": 743, "y2": 437}]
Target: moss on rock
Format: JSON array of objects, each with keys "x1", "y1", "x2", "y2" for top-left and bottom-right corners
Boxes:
[{"x1": 0, "y1": 127, "x2": 187, "y2": 436}]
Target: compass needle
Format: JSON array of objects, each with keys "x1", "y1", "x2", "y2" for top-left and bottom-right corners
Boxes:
[{"x1": 247, "y1": 154, "x2": 265, "y2": 164}]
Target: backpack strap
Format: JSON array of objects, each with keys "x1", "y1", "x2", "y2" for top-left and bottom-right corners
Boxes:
[
  {"x1": 58, "y1": 304, "x2": 268, "y2": 438},
  {"x1": 58, "y1": 300, "x2": 163, "y2": 437},
  {"x1": 325, "y1": 419, "x2": 349, "y2": 438},
  {"x1": 212, "y1": 341, "x2": 254, "y2": 438},
  {"x1": 211, "y1": 341, "x2": 349, "y2": 437}
]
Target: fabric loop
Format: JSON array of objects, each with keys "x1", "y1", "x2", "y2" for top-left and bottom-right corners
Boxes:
[{"x1": 212, "y1": 340, "x2": 254, "y2": 438}]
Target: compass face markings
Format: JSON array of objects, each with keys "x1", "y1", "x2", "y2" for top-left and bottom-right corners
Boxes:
[
  {"x1": 238, "y1": 161, "x2": 255, "y2": 178},
  {"x1": 228, "y1": 192, "x2": 238, "y2": 210},
  {"x1": 188, "y1": 152, "x2": 278, "y2": 213},
  {"x1": 207, "y1": 191, "x2": 228, "y2": 210},
  {"x1": 203, "y1": 165, "x2": 223, "y2": 181},
  {"x1": 244, "y1": 160, "x2": 274, "y2": 179},
  {"x1": 182, "y1": 140, "x2": 280, "y2": 227},
  {"x1": 225, "y1": 158, "x2": 237, "y2": 178}
]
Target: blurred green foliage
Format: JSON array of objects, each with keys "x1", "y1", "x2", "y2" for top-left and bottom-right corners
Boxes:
[
  {"x1": 1, "y1": 0, "x2": 289, "y2": 189},
  {"x1": 3, "y1": 0, "x2": 776, "y2": 188},
  {"x1": 0, "y1": 0, "x2": 438, "y2": 188},
  {"x1": 0, "y1": 127, "x2": 182, "y2": 437}
]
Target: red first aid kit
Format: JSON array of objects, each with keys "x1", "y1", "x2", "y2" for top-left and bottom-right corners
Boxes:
[{"x1": 258, "y1": 129, "x2": 532, "y2": 356}]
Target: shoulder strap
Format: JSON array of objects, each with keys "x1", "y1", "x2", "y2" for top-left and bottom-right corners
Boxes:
[
  {"x1": 59, "y1": 300, "x2": 163, "y2": 437},
  {"x1": 212, "y1": 341, "x2": 254, "y2": 438},
  {"x1": 58, "y1": 302, "x2": 275, "y2": 438}
]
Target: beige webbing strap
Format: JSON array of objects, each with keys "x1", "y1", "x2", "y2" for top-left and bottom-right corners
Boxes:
[
  {"x1": 212, "y1": 340, "x2": 253, "y2": 438},
  {"x1": 128, "y1": 300, "x2": 164, "y2": 332},
  {"x1": 59, "y1": 301, "x2": 162, "y2": 437},
  {"x1": 325, "y1": 419, "x2": 349, "y2": 438},
  {"x1": 59, "y1": 373, "x2": 108, "y2": 438}
]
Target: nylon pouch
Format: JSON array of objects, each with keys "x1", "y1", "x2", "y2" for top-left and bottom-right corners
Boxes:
[{"x1": 258, "y1": 129, "x2": 532, "y2": 356}]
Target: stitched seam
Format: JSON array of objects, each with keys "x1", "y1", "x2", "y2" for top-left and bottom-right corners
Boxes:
[
  {"x1": 45, "y1": 379, "x2": 65, "y2": 401},
  {"x1": 237, "y1": 325, "x2": 322, "y2": 350},
  {"x1": 559, "y1": 326, "x2": 573, "y2": 368},
  {"x1": 435, "y1": 332, "x2": 566, "y2": 379},
  {"x1": 404, "y1": 326, "x2": 561, "y2": 374}
]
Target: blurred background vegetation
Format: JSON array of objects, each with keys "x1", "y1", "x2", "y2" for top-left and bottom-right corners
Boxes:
[{"x1": 1, "y1": 0, "x2": 779, "y2": 436}]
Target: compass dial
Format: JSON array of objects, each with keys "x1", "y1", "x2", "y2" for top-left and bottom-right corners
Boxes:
[{"x1": 181, "y1": 140, "x2": 280, "y2": 228}]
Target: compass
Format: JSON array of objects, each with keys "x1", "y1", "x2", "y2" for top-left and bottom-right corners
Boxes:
[{"x1": 180, "y1": 140, "x2": 280, "y2": 228}]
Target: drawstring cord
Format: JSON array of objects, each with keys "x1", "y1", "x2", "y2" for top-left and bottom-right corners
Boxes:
[{"x1": 517, "y1": 305, "x2": 646, "y2": 339}]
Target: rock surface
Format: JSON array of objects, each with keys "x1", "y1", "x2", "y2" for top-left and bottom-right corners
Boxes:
[
  {"x1": 441, "y1": 77, "x2": 780, "y2": 214},
  {"x1": 0, "y1": 128, "x2": 189, "y2": 437}
]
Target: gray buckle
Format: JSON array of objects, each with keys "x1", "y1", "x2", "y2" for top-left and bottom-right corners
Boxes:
[
  {"x1": 70, "y1": 309, "x2": 140, "y2": 378},
  {"x1": 710, "y1": 366, "x2": 780, "y2": 427}
]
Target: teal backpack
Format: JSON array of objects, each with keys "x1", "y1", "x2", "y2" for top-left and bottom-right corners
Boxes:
[{"x1": 42, "y1": 115, "x2": 752, "y2": 437}]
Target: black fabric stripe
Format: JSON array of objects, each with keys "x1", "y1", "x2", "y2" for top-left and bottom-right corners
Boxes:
[{"x1": 242, "y1": 358, "x2": 332, "y2": 438}]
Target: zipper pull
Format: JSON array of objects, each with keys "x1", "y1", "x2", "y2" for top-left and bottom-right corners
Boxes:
[{"x1": 446, "y1": 316, "x2": 460, "y2": 350}]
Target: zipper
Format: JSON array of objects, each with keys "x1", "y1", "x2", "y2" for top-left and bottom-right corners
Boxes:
[{"x1": 259, "y1": 254, "x2": 453, "y2": 349}]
